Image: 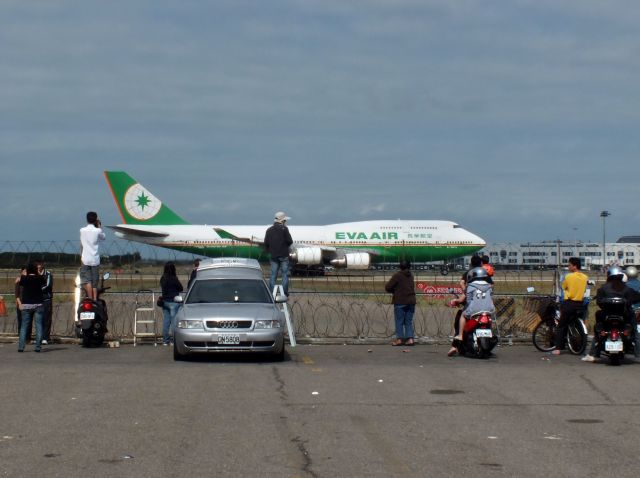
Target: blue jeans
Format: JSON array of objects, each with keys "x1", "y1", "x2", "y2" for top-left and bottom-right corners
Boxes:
[
  {"x1": 394, "y1": 304, "x2": 415, "y2": 340},
  {"x1": 162, "y1": 301, "x2": 181, "y2": 344},
  {"x1": 19, "y1": 306, "x2": 44, "y2": 351},
  {"x1": 633, "y1": 305, "x2": 640, "y2": 358},
  {"x1": 269, "y1": 257, "x2": 290, "y2": 296}
]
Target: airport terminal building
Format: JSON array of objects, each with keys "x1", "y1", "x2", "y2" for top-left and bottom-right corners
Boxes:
[{"x1": 478, "y1": 236, "x2": 640, "y2": 270}]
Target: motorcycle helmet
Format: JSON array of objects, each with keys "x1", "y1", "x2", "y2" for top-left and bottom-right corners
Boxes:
[
  {"x1": 625, "y1": 266, "x2": 638, "y2": 279},
  {"x1": 606, "y1": 265, "x2": 625, "y2": 281},
  {"x1": 467, "y1": 266, "x2": 489, "y2": 283}
]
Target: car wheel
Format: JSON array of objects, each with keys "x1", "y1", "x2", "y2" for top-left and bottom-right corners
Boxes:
[
  {"x1": 173, "y1": 343, "x2": 188, "y2": 361},
  {"x1": 273, "y1": 344, "x2": 286, "y2": 362}
]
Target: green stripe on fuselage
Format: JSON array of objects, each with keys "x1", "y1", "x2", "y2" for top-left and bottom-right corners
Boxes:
[{"x1": 157, "y1": 243, "x2": 482, "y2": 263}]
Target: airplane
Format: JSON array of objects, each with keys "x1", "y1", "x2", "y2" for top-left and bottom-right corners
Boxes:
[{"x1": 104, "y1": 171, "x2": 486, "y2": 271}]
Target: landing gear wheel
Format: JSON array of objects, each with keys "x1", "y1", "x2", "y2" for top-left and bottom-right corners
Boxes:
[{"x1": 532, "y1": 321, "x2": 556, "y2": 352}]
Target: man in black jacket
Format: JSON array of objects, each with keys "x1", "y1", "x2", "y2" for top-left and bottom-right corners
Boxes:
[
  {"x1": 264, "y1": 212, "x2": 293, "y2": 296},
  {"x1": 582, "y1": 266, "x2": 640, "y2": 362}
]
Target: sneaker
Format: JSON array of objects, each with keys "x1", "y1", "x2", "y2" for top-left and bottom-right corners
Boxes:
[
  {"x1": 41, "y1": 340, "x2": 48, "y2": 345},
  {"x1": 163, "y1": 342, "x2": 170, "y2": 346},
  {"x1": 581, "y1": 355, "x2": 596, "y2": 362}
]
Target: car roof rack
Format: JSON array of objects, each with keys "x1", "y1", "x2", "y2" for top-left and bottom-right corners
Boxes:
[{"x1": 197, "y1": 257, "x2": 261, "y2": 272}]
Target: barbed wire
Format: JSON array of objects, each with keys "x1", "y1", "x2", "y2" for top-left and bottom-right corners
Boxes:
[{"x1": 0, "y1": 292, "x2": 553, "y2": 341}]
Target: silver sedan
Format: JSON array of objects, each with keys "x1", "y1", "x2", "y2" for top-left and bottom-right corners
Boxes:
[{"x1": 173, "y1": 258, "x2": 287, "y2": 361}]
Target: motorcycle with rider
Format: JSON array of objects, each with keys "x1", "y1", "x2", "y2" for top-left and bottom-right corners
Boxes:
[{"x1": 582, "y1": 266, "x2": 640, "y2": 364}]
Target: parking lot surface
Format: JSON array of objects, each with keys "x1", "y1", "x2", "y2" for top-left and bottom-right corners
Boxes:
[{"x1": 1, "y1": 343, "x2": 639, "y2": 477}]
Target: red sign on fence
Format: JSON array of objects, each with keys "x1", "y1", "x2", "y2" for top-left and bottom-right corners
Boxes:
[{"x1": 416, "y1": 282, "x2": 463, "y2": 299}]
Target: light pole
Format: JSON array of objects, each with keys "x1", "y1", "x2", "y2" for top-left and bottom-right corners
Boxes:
[{"x1": 600, "y1": 210, "x2": 611, "y2": 269}]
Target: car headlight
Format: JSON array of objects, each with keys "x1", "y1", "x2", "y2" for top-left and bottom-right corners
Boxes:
[
  {"x1": 254, "y1": 320, "x2": 282, "y2": 329},
  {"x1": 176, "y1": 320, "x2": 204, "y2": 329}
]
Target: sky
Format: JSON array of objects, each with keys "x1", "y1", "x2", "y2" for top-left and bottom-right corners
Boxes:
[{"x1": 1, "y1": 0, "x2": 639, "y2": 247}]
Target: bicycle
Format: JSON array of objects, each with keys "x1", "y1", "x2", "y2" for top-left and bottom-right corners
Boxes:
[{"x1": 531, "y1": 296, "x2": 587, "y2": 355}]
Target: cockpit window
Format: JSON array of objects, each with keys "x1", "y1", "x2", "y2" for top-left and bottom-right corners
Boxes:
[
  {"x1": 453, "y1": 224, "x2": 461, "y2": 228},
  {"x1": 187, "y1": 279, "x2": 272, "y2": 304}
]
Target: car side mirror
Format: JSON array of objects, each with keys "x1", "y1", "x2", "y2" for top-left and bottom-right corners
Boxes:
[
  {"x1": 174, "y1": 295, "x2": 183, "y2": 303},
  {"x1": 274, "y1": 294, "x2": 288, "y2": 303}
]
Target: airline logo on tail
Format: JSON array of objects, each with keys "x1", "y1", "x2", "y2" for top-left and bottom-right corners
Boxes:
[
  {"x1": 104, "y1": 171, "x2": 189, "y2": 225},
  {"x1": 124, "y1": 183, "x2": 162, "y2": 220}
]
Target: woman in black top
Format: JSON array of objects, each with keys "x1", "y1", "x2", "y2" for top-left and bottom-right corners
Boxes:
[
  {"x1": 160, "y1": 262, "x2": 184, "y2": 345},
  {"x1": 18, "y1": 262, "x2": 46, "y2": 352}
]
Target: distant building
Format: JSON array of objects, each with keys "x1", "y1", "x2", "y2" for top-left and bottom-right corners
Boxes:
[
  {"x1": 617, "y1": 236, "x2": 640, "y2": 243},
  {"x1": 475, "y1": 237, "x2": 640, "y2": 270}
]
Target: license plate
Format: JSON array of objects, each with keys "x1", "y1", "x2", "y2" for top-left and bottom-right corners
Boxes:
[
  {"x1": 80, "y1": 312, "x2": 95, "y2": 320},
  {"x1": 605, "y1": 340, "x2": 623, "y2": 352},
  {"x1": 218, "y1": 334, "x2": 240, "y2": 345},
  {"x1": 475, "y1": 329, "x2": 492, "y2": 338}
]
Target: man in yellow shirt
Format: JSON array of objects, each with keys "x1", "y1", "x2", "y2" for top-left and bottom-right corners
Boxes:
[{"x1": 552, "y1": 257, "x2": 588, "y2": 355}]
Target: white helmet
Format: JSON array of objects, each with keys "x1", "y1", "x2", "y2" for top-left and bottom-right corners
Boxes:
[
  {"x1": 625, "y1": 266, "x2": 638, "y2": 279},
  {"x1": 607, "y1": 266, "x2": 625, "y2": 281}
]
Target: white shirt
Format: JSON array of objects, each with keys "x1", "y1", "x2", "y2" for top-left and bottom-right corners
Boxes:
[{"x1": 80, "y1": 224, "x2": 106, "y2": 266}]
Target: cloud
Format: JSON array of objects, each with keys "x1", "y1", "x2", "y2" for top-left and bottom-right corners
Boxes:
[{"x1": 0, "y1": 1, "x2": 638, "y2": 244}]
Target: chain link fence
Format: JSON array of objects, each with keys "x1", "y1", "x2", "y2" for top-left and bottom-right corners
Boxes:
[
  {"x1": 0, "y1": 240, "x2": 583, "y2": 343},
  {"x1": 0, "y1": 290, "x2": 554, "y2": 344}
]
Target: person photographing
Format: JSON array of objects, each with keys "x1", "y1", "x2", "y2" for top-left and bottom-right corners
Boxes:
[{"x1": 80, "y1": 211, "x2": 106, "y2": 300}]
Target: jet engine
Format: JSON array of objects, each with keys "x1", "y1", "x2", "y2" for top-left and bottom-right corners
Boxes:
[
  {"x1": 330, "y1": 252, "x2": 371, "y2": 270},
  {"x1": 290, "y1": 247, "x2": 322, "y2": 265}
]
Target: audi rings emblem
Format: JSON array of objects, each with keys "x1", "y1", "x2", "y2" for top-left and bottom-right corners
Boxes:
[{"x1": 219, "y1": 321, "x2": 238, "y2": 329}]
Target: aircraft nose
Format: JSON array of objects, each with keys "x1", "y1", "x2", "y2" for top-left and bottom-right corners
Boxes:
[{"x1": 468, "y1": 231, "x2": 486, "y2": 246}]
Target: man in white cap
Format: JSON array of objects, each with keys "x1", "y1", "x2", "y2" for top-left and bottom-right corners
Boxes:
[{"x1": 264, "y1": 212, "x2": 293, "y2": 296}]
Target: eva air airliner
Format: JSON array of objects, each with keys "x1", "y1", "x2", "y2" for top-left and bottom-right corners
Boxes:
[{"x1": 105, "y1": 171, "x2": 485, "y2": 270}]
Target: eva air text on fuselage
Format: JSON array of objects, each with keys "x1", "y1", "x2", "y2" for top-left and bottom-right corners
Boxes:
[{"x1": 335, "y1": 231, "x2": 399, "y2": 240}]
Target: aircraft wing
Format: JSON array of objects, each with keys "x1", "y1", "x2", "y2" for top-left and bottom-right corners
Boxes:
[
  {"x1": 336, "y1": 247, "x2": 380, "y2": 256},
  {"x1": 214, "y1": 228, "x2": 338, "y2": 253},
  {"x1": 300, "y1": 243, "x2": 337, "y2": 252},
  {"x1": 107, "y1": 225, "x2": 170, "y2": 238},
  {"x1": 214, "y1": 227, "x2": 264, "y2": 245}
]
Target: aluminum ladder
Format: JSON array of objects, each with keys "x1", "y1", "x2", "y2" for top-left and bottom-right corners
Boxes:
[{"x1": 133, "y1": 289, "x2": 157, "y2": 346}]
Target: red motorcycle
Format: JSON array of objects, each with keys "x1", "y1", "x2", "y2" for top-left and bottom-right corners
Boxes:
[{"x1": 448, "y1": 303, "x2": 497, "y2": 359}]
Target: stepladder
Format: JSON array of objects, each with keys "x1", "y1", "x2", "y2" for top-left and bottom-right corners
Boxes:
[{"x1": 134, "y1": 289, "x2": 158, "y2": 346}]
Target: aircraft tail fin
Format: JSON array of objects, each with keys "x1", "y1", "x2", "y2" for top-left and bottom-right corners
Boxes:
[{"x1": 104, "y1": 171, "x2": 189, "y2": 225}]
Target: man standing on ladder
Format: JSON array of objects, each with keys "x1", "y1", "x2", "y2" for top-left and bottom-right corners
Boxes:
[{"x1": 264, "y1": 212, "x2": 293, "y2": 297}]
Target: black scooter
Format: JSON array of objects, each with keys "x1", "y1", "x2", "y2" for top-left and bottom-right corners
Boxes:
[
  {"x1": 595, "y1": 297, "x2": 635, "y2": 365},
  {"x1": 76, "y1": 272, "x2": 110, "y2": 347}
]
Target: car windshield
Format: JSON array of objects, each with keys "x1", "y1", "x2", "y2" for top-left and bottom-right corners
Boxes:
[{"x1": 186, "y1": 279, "x2": 272, "y2": 304}]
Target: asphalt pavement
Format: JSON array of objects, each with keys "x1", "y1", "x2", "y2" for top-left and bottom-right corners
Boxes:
[{"x1": 0, "y1": 342, "x2": 639, "y2": 477}]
